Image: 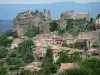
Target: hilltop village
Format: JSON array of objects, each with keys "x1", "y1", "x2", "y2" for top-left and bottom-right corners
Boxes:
[{"x1": 0, "y1": 10, "x2": 100, "y2": 75}]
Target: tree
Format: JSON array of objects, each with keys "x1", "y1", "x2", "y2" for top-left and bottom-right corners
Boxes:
[
  {"x1": 44, "y1": 9, "x2": 46, "y2": 13},
  {"x1": 0, "y1": 68, "x2": 7, "y2": 75},
  {"x1": 92, "y1": 41, "x2": 99, "y2": 49},
  {"x1": 41, "y1": 47, "x2": 57, "y2": 74},
  {"x1": 24, "y1": 27, "x2": 40, "y2": 37},
  {"x1": 56, "y1": 50, "x2": 81, "y2": 67},
  {"x1": 62, "y1": 43, "x2": 68, "y2": 47},
  {"x1": 0, "y1": 47, "x2": 8, "y2": 59},
  {"x1": 67, "y1": 41, "x2": 87, "y2": 50},
  {"x1": 0, "y1": 30, "x2": 16, "y2": 47},
  {"x1": 56, "y1": 50, "x2": 72, "y2": 67},
  {"x1": 20, "y1": 70, "x2": 33, "y2": 75},
  {"x1": 81, "y1": 58, "x2": 100, "y2": 75},
  {"x1": 49, "y1": 21, "x2": 58, "y2": 32},
  {"x1": 58, "y1": 68, "x2": 92, "y2": 75},
  {"x1": 96, "y1": 14, "x2": 100, "y2": 19},
  {"x1": 58, "y1": 28, "x2": 66, "y2": 35},
  {"x1": 18, "y1": 39, "x2": 35, "y2": 64},
  {"x1": 35, "y1": 10, "x2": 39, "y2": 13}
]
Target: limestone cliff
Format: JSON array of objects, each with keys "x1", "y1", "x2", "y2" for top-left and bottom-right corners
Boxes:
[{"x1": 14, "y1": 10, "x2": 52, "y2": 36}]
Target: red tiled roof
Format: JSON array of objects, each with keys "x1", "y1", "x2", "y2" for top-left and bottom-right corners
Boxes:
[
  {"x1": 60, "y1": 63, "x2": 77, "y2": 70},
  {"x1": 24, "y1": 64, "x2": 41, "y2": 71}
]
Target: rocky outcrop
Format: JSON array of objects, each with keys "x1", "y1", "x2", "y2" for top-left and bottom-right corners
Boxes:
[{"x1": 14, "y1": 10, "x2": 51, "y2": 36}]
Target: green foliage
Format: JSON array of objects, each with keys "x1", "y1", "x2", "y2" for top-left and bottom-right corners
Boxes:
[
  {"x1": 35, "y1": 10, "x2": 39, "y2": 13},
  {"x1": 24, "y1": 27, "x2": 40, "y2": 37},
  {"x1": 31, "y1": 11, "x2": 34, "y2": 15},
  {"x1": 58, "y1": 28, "x2": 66, "y2": 35},
  {"x1": 0, "y1": 47, "x2": 8, "y2": 59},
  {"x1": 81, "y1": 58, "x2": 100, "y2": 75},
  {"x1": 19, "y1": 39, "x2": 34, "y2": 48},
  {"x1": 44, "y1": 9, "x2": 46, "y2": 13},
  {"x1": 66, "y1": 19, "x2": 98, "y2": 36},
  {"x1": 0, "y1": 68, "x2": 7, "y2": 75},
  {"x1": 58, "y1": 68, "x2": 92, "y2": 75},
  {"x1": 44, "y1": 47, "x2": 53, "y2": 63},
  {"x1": 40, "y1": 64, "x2": 57, "y2": 74},
  {"x1": 67, "y1": 41, "x2": 87, "y2": 50},
  {"x1": 0, "y1": 30, "x2": 17, "y2": 47},
  {"x1": 96, "y1": 14, "x2": 100, "y2": 19},
  {"x1": 41, "y1": 47, "x2": 57, "y2": 74},
  {"x1": 6, "y1": 58, "x2": 23, "y2": 65},
  {"x1": 18, "y1": 39, "x2": 35, "y2": 64},
  {"x1": 50, "y1": 21, "x2": 58, "y2": 32},
  {"x1": 86, "y1": 23, "x2": 96, "y2": 31},
  {"x1": 62, "y1": 43, "x2": 68, "y2": 47},
  {"x1": 56, "y1": 51, "x2": 72, "y2": 67},
  {"x1": 56, "y1": 51, "x2": 81, "y2": 67},
  {"x1": 20, "y1": 70, "x2": 33, "y2": 75},
  {"x1": 92, "y1": 41, "x2": 100, "y2": 49}
]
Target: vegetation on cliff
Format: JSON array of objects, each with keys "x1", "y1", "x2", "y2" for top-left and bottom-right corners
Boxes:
[
  {"x1": 0, "y1": 30, "x2": 17, "y2": 47},
  {"x1": 24, "y1": 27, "x2": 40, "y2": 37},
  {"x1": 66, "y1": 18, "x2": 97, "y2": 36},
  {"x1": 49, "y1": 21, "x2": 58, "y2": 32}
]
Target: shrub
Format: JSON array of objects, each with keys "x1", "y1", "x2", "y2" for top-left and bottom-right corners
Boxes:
[
  {"x1": 24, "y1": 27, "x2": 40, "y2": 37},
  {"x1": 49, "y1": 21, "x2": 58, "y2": 32}
]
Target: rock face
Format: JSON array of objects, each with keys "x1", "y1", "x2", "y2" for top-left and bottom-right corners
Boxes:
[
  {"x1": 14, "y1": 10, "x2": 51, "y2": 36},
  {"x1": 14, "y1": 10, "x2": 92, "y2": 36}
]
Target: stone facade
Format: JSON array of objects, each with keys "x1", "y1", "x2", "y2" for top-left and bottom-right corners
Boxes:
[
  {"x1": 33, "y1": 33, "x2": 75, "y2": 47},
  {"x1": 96, "y1": 18, "x2": 100, "y2": 27},
  {"x1": 77, "y1": 30, "x2": 100, "y2": 47}
]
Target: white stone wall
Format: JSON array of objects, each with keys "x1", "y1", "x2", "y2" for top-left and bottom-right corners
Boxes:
[{"x1": 96, "y1": 18, "x2": 100, "y2": 27}]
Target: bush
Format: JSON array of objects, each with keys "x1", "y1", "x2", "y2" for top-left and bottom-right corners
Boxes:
[
  {"x1": 67, "y1": 41, "x2": 87, "y2": 50},
  {"x1": 92, "y1": 41, "x2": 99, "y2": 49},
  {"x1": 0, "y1": 68, "x2": 7, "y2": 75},
  {"x1": 0, "y1": 47, "x2": 8, "y2": 59},
  {"x1": 18, "y1": 39, "x2": 35, "y2": 64},
  {"x1": 6, "y1": 58, "x2": 23, "y2": 65},
  {"x1": 0, "y1": 30, "x2": 16, "y2": 47},
  {"x1": 56, "y1": 51, "x2": 81, "y2": 67},
  {"x1": 41, "y1": 47, "x2": 57, "y2": 74},
  {"x1": 58, "y1": 68, "x2": 92, "y2": 75},
  {"x1": 49, "y1": 21, "x2": 58, "y2": 32},
  {"x1": 62, "y1": 43, "x2": 68, "y2": 47},
  {"x1": 81, "y1": 58, "x2": 100, "y2": 75},
  {"x1": 24, "y1": 27, "x2": 40, "y2": 37},
  {"x1": 66, "y1": 19, "x2": 98, "y2": 36}
]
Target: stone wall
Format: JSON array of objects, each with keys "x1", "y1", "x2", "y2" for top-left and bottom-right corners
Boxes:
[{"x1": 96, "y1": 18, "x2": 100, "y2": 27}]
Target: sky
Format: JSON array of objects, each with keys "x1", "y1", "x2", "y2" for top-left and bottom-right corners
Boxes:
[{"x1": 1, "y1": 0, "x2": 100, "y2": 4}]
